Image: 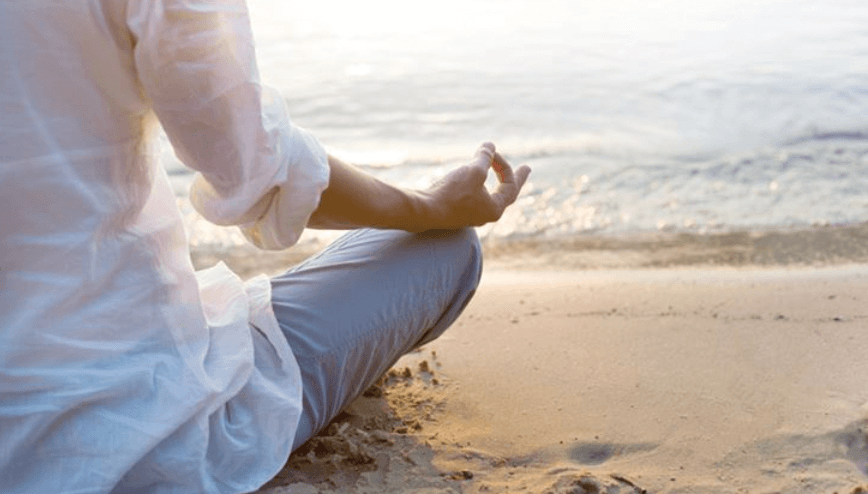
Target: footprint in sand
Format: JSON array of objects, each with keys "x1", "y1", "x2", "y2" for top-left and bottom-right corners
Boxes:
[
  {"x1": 568, "y1": 442, "x2": 657, "y2": 466},
  {"x1": 838, "y1": 420, "x2": 868, "y2": 474}
]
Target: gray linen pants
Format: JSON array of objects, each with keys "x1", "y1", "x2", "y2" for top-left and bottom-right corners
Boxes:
[{"x1": 269, "y1": 228, "x2": 482, "y2": 450}]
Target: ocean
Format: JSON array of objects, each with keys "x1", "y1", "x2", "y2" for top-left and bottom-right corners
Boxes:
[{"x1": 167, "y1": 0, "x2": 868, "y2": 264}]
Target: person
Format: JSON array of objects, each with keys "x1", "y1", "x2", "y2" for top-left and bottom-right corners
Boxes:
[{"x1": 0, "y1": 0, "x2": 530, "y2": 493}]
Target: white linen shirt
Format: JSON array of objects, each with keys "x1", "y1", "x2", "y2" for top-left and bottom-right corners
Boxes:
[{"x1": 0, "y1": 0, "x2": 330, "y2": 492}]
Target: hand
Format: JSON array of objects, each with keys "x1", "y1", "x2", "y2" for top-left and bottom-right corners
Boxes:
[{"x1": 419, "y1": 143, "x2": 531, "y2": 229}]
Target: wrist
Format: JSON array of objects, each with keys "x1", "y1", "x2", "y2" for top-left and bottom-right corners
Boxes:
[{"x1": 401, "y1": 189, "x2": 441, "y2": 232}]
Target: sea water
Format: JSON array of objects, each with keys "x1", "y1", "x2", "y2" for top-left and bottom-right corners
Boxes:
[{"x1": 166, "y1": 0, "x2": 868, "y2": 254}]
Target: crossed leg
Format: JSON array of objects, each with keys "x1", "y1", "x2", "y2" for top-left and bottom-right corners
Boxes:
[{"x1": 268, "y1": 228, "x2": 482, "y2": 450}]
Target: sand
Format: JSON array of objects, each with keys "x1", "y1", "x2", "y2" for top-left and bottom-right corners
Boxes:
[{"x1": 241, "y1": 228, "x2": 868, "y2": 494}]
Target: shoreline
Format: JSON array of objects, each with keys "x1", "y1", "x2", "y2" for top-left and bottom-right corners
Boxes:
[
  {"x1": 482, "y1": 221, "x2": 868, "y2": 271},
  {"x1": 194, "y1": 222, "x2": 868, "y2": 281},
  {"x1": 255, "y1": 263, "x2": 868, "y2": 494}
]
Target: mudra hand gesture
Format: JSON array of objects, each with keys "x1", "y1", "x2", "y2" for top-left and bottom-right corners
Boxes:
[{"x1": 420, "y1": 142, "x2": 532, "y2": 229}]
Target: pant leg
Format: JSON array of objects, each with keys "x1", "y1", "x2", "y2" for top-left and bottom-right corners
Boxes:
[{"x1": 269, "y1": 228, "x2": 482, "y2": 451}]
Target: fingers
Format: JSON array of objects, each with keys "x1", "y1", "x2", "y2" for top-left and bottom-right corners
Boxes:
[
  {"x1": 515, "y1": 164, "x2": 531, "y2": 190},
  {"x1": 477, "y1": 142, "x2": 496, "y2": 157},
  {"x1": 471, "y1": 143, "x2": 514, "y2": 184},
  {"x1": 492, "y1": 152, "x2": 512, "y2": 183},
  {"x1": 471, "y1": 143, "x2": 532, "y2": 214},
  {"x1": 493, "y1": 164, "x2": 531, "y2": 211},
  {"x1": 471, "y1": 142, "x2": 496, "y2": 175}
]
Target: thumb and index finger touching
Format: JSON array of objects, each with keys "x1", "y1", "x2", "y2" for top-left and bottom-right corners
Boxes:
[{"x1": 473, "y1": 142, "x2": 532, "y2": 209}]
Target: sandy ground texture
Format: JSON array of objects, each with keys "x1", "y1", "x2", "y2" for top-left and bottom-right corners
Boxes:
[{"x1": 247, "y1": 260, "x2": 868, "y2": 494}]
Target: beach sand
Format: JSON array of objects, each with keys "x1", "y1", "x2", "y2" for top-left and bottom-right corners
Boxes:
[{"x1": 236, "y1": 226, "x2": 868, "y2": 494}]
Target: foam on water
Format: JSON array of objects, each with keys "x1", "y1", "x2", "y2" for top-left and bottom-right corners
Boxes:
[{"x1": 164, "y1": 0, "x2": 868, "y2": 255}]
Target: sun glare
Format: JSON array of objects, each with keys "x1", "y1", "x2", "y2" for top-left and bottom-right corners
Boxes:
[{"x1": 249, "y1": 0, "x2": 484, "y2": 40}]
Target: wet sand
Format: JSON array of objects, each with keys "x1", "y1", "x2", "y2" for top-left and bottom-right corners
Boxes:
[
  {"x1": 196, "y1": 222, "x2": 868, "y2": 278},
  {"x1": 243, "y1": 228, "x2": 868, "y2": 494}
]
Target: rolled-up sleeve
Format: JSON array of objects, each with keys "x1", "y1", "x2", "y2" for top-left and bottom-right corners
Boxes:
[{"x1": 128, "y1": 0, "x2": 329, "y2": 250}]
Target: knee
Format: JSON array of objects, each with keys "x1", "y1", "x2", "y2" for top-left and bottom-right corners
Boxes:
[
  {"x1": 410, "y1": 228, "x2": 482, "y2": 348},
  {"x1": 447, "y1": 228, "x2": 483, "y2": 289},
  {"x1": 460, "y1": 227, "x2": 482, "y2": 273},
  {"x1": 417, "y1": 227, "x2": 482, "y2": 279}
]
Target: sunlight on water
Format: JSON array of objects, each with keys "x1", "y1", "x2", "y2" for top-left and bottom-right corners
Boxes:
[
  {"x1": 245, "y1": 0, "x2": 867, "y2": 163},
  {"x1": 172, "y1": 0, "x2": 868, "y2": 253}
]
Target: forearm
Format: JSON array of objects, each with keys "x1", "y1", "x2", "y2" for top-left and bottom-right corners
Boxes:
[
  {"x1": 308, "y1": 144, "x2": 530, "y2": 233},
  {"x1": 307, "y1": 155, "x2": 433, "y2": 231}
]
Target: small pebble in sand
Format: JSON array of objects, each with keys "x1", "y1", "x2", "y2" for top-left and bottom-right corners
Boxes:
[
  {"x1": 447, "y1": 470, "x2": 473, "y2": 480},
  {"x1": 362, "y1": 384, "x2": 383, "y2": 398},
  {"x1": 370, "y1": 430, "x2": 394, "y2": 445}
]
